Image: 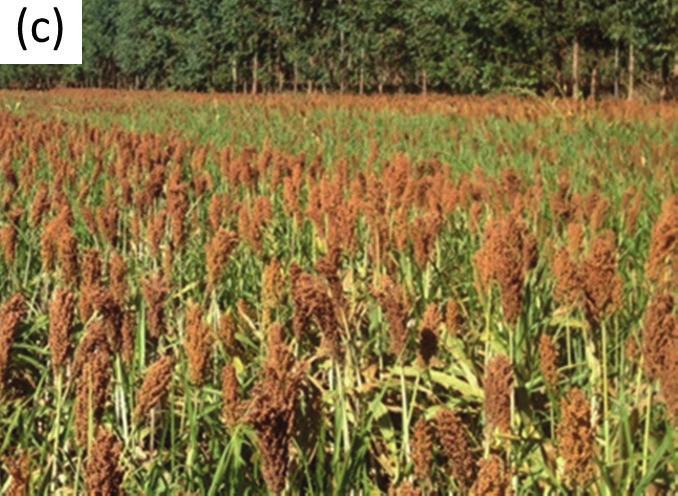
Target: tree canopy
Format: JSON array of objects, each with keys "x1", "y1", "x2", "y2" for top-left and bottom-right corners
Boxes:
[{"x1": 1, "y1": 0, "x2": 675, "y2": 98}]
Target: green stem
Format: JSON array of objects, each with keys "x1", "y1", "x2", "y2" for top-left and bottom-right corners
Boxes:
[
  {"x1": 602, "y1": 320, "x2": 610, "y2": 466},
  {"x1": 340, "y1": 364, "x2": 350, "y2": 455},
  {"x1": 641, "y1": 387, "x2": 652, "y2": 478},
  {"x1": 483, "y1": 296, "x2": 492, "y2": 457},
  {"x1": 51, "y1": 370, "x2": 63, "y2": 481},
  {"x1": 509, "y1": 321, "x2": 516, "y2": 494},
  {"x1": 407, "y1": 370, "x2": 421, "y2": 428},
  {"x1": 399, "y1": 363, "x2": 410, "y2": 466},
  {"x1": 565, "y1": 325, "x2": 572, "y2": 367},
  {"x1": 187, "y1": 388, "x2": 199, "y2": 470}
]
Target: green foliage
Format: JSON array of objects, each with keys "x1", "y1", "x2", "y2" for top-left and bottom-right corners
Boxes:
[{"x1": 0, "y1": 0, "x2": 675, "y2": 94}]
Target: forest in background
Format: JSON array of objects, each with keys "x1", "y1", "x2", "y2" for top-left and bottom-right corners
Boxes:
[{"x1": 0, "y1": 0, "x2": 676, "y2": 99}]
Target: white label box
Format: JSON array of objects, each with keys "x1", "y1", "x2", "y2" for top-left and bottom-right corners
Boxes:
[{"x1": 0, "y1": 0, "x2": 82, "y2": 64}]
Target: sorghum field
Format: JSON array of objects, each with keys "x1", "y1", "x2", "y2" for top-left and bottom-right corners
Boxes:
[{"x1": 0, "y1": 90, "x2": 676, "y2": 495}]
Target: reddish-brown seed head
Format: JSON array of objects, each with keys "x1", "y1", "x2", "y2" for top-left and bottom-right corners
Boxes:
[
  {"x1": 484, "y1": 354, "x2": 513, "y2": 435},
  {"x1": 48, "y1": 288, "x2": 75, "y2": 371},
  {"x1": 134, "y1": 355, "x2": 175, "y2": 422},
  {"x1": 185, "y1": 301, "x2": 212, "y2": 386},
  {"x1": 0, "y1": 294, "x2": 26, "y2": 392},
  {"x1": 436, "y1": 408, "x2": 476, "y2": 490},
  {"x1": 558, "y1": 388, "x2": 596, "y2": 488}
]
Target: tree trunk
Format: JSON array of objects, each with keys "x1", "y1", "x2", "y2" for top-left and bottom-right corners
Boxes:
[
  {"x1": 232, "y1": 60, "x2": 238, "y2": 93},
  {"x1": 660, "y1": 52, "x2": 669, "y2": 100},
  {"x1": 293, "y1": 62, "x2": 299, "y2": 93},
  {"x1": 277, "y1": 60, "x2": 284, "y2": 93},
  {"x1": 251, "y1": 53, "x2": 259, "y2": 95},
  {"x1": 590, "y1": 62, "x2": 598, "y2": 100},
  {"x1": 555, "y1": 51, "x2": 563, "y2": 95},
  {"x1": 359, "y1": 66, "x2": 364, "y2": 95},
  {"x1": 339, "y1": 5, "x2": 346, "y2": 94},
  {"x1": 613, "y1": 44, "x2": 620, "y2": 97},
  {"x1": 572, "y1": 36, "x2": 580, "y2": 99},
  {"x1": 422, "y1": 70, "x2": 428, "y2": 95},
  {"x1": 628, "y1": 43, "x2": 634, "y2": 101},
  {"x1": 554, "y1": 0, "x2": 564, "y2": 95}
]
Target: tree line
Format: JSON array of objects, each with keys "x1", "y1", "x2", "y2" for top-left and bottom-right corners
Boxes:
[{"x1": 1, "y1": 0, "x2": 676, "y2": 98}]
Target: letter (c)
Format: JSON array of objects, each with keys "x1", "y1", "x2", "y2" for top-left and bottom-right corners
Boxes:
[{"x1": 32, "y1": 18, "x2": 50, "y2": 43}]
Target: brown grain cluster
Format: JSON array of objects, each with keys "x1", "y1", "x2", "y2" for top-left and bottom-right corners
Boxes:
[
  {"x1": 642, "y1": 294, "x2": 676, "y2": 381},
  {"x1": 57, "y1": 226, "x2": 80, "y2": 286},
  {"x1": 474, "y1": 211, "x2": 538, "y2": 323},
  {"x1": 315, "y1": 247, "x2": 345, "y2": 317},
  {"x1": 208, "y1": 193, "x2": 224, "y2": 231},
  {"x1": 640, "y1": 293, "x2": 678, "y2": 425},
  {"x1": 553, "y1": 229, "x2": 623, "y2": 324},
  {"x1": 74, "y1": 324, "x2": 111, "y2": 446},
  {"x1": 48, "y1": 288, "x2": 76, "y2": 371},
  {"x1": 580, "y1": 230, "x2": 623, "y2": 324},
  {"x1": 411, "y1": 211, "x2": 443, "y2": 267},
  {"x1": 0, "y1": 225, "x2": 15, "y2": 265},
  {"x1": 238, "y1": 196, "x2": 273, "y2": 254},
  {"x1": 624, "y1": 188, "x2": 643, "y2": 235},
  {"x1": 372, "y1": 274, "x2": 410, "y2": 357},
  {"x1": 550, "y1": 172, "x2": 574, "y2": 225},
  {"x1": 30, "y1": 183, "x2": 50, "y2": 227},
  {"x1": 660, "y1": 342, "x2": 678, "y2": 425},
  {"x1": 205, "y1": 228, "x2": 239, "y2": 290},
  {"x1": 470, "y1": 454, "x2": 512, "y2": 496},
  {"x1": 96, "y1": 192, "x2": 120, "y2": 246},
  {"x1": 290, "y1": 264, "x2": 341, "y2": 358},
  {"x1": 418, "y1": 304, "x2": 440, "y2": 366},
  {"x1": 147, "y1": 209, "x2": 166, "y2": 257},
  {"x1": 244, "y1": 339, "x2": 306, "y2": 494},
  {"x1": 79, "y1": 249, "x2": 103, "y2": 322},
  {"x1": 142, "y1": 274, "x2": 168, "y2": 338},
  {"x1": 261, "y1": 259, "x2": 284, "y2": 329},
  {"x1": 0, "y1": 294, "x2": 26, "y2": 392},
  {"x1": 557, "y1": 388, "x2": 596, "y2": 489},
  {"x1": 219, "y1": 310, "x2": 239, "y2": 356},
  {"x1": 185, "y1": 302, "x2": 212, "y2": 385},
  {"x1": 484, "y1": 355, "x2": 513, "y2": 435},
  {"x1": 539, "y1": 334, "x2": 559, "y2": 390},
  {"x1": 411, "y1": 417, "x2": 433, "y2": 485},
  {"x1": 109, "y1": 251, "x2": 128, "y2": 306},
  {"x1": 388, "y1": 482, "x2": 422, "y2": 496},
  {"x1": 120, "y1": 310, "x2": 136, "y2": 365},
  {"x1": 221, "y1": 363, "x2": 241, "y2": 428},
  {"x1": 265, "y1": 323, "x2": 292, "y2": 371},
  {"x1": 72, "y1": 318, "x2": 110, "y2": 377},
  {"x1": 0, "y1": 208, "x2": 21, "y2": 265},
  {"x1": 566, "y1": 222, "x2": 585, "y2": 257},
  {"x1": 552, "y1": 247, "x2": 581, "y2": 308},
  {"x1": 646, "y1": 195, "x2": 677, "y2": 288},
  {"x1": 436, "y1": 409, "x2": 476, "y2": 490},
  {"x1": 134, "y1": 355, "x2": 175, "y2": 422},
  {"x1": 3, "y1": 451, "x2": 30, "y2": 496},
  {"x1": 167, "y1": 166, "x2": 189, "y2": 251},
  {"x1": 41, "y1": 206, "x2": 72, "y2": 272},
  {"x1": 86, "y1": 427, "x2": 123, "y2": 496},
  {"x1": 444, "y1": 300, "x2": 464, "y2": 336}
]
